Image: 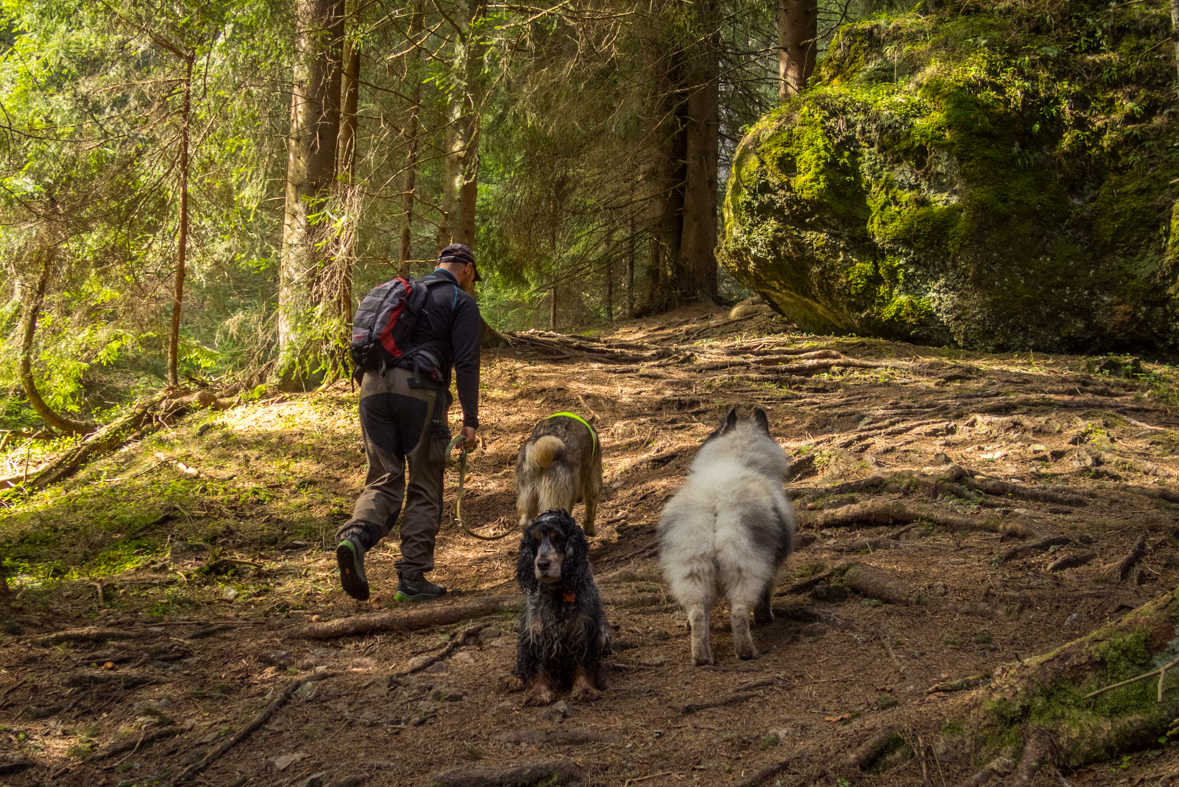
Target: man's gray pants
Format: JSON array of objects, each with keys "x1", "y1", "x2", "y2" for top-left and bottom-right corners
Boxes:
[{"x1": 337, "y1": 366, "x2": 450, "y2": 580}]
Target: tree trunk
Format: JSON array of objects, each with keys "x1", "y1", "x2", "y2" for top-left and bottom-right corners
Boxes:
[
  {"x1": 277, "y1": 0, "x2": 345, "y2": 391},
  {"x1": 336, "y1": 28, "x2": 360, "y2": 324},
  {"x1": 399, "y1": 0, "x2": 425, "y2": 276},
  {"x1": 18, "y1": 243, "x2": 93, "y2": 436},
  {"x1": 778, "y1": 0, "x2": 818, "y2": 100},
  {"x1": 168, "y1": 52, "x2": 194, "y2": 388},
  {"x1": 438, "y1": 0, "x2": 485, "y2": 250},
  {"x1": 550, "y1": 288, "x2": 557, "y2": 331},
  {"x1": 626, "y1": 211, "x2": 635, "y2": 317},
  {"x1": 1172, "y1": 0, "x2": 1179, "y2": 81},
  {"x1": 680, "y1": 2, "x2": 720, "y2": 304}
]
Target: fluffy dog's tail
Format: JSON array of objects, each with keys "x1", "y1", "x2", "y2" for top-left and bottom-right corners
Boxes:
[{"x1": 525, "y1": 436, "x2": 566, "y2": 471}]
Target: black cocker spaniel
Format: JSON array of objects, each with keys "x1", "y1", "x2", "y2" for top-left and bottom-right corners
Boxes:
[{"x1": 511, "y1": 509, "x2": 612, "y2": 706}]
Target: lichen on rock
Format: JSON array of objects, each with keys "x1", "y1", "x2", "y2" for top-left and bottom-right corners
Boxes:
[{"x1": 719, "y1": 0, "x2": 1179, "y2": 352}]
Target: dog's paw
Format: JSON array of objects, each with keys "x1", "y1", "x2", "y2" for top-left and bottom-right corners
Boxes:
[
  {"x1": 501, "y1": 676, "x2": 525, "y2": 693},
  {"x1": 523, "y1": 687, "x2": 555, "y2": 707},
  {"x1": 571, "y1": 685, "x2": 600, "y2": 703}
]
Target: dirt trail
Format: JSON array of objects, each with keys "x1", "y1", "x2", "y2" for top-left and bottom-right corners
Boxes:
[{"x1": 4, "y1": 304, "x2": 1179, "y2": 786}]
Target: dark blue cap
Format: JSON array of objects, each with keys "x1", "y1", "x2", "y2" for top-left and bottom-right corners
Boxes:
[{"x1": 438, "y1": 243, "x2": 481, "y2": 281}]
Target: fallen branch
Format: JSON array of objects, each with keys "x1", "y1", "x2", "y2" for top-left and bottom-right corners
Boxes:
[
  {"x1": 1118, "y1": 534, "x2": 1148, "y2": 581},
  {"x1": 296, "y1": 597, "x2": 520, "y2": 640},
  {"x1": 775, "y1": 567, "x2": 842, "y2": 597},
  {"x1": 423, "y1": 758, "x2": 585, "y2": 787},
  {"x1": 63, "y1": 671, "x2": 157, "y2": 688},
  {"x1": 168, "y1": 671, "x2": 336, "y2": 786},
  {"x1": 1083, "y1": 654, "x2": 1179, "y2": 700}
]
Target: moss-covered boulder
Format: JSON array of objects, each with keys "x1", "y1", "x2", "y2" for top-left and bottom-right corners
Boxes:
[{"x1": 719, "y1": 0, "x2": 1179, "y2": 352}]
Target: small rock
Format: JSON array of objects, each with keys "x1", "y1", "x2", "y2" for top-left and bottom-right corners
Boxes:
[
  {"x1": 1063, "y1": 612, "x2": 1080, "y2": 628},
  {"x1": 479, "y1": 627, "x2": 503, "y2": 641},
  {"x1": 431, "y1": 686, "x2": 465, "y2": 702},
  {"x1": 453, "y1": 652, "x2": 476, "y2": 665},
  {"x1": 928, "y1": 582, "x2": 948, "y2": 598},
  {"x1": 415, "y1": 701, "x2": 437, "y2": 717},
  {"x1": 649, "y1": 629, "x2": 670, "y2": 641},
  {"x1": 406, "y1": 655, "x2": 433, "y2": 671},
  {"x1": 425, "y1": 662, "x2": 448, "y2": 674},
  {"x1": 222, "y1": 587, "x2": 238, "y2": 602},
  {"x1": 497, "y1": 701, "x2": 514, "y2": 710},
  {"x1": 931, "y1": 452, "x2": 950, "y2": 465},
  {"x1": 639, "y1": 655, "x2": 667, "y2": 668},
  {"x1": 272, "y1": 752, "x2": 309, "y2": 772}
]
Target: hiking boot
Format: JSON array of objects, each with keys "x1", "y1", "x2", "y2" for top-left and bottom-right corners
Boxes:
[
  {"x1": 336, "y1": 535, "x2": 370, "y2": 601},
  {"x1": 394, "y1": 574, "x2": 447, "y2": 602}
]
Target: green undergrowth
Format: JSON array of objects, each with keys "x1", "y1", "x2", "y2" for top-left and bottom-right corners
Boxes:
[{"x1": 0, "y1": 388, "x2": 363, "y2": 619}]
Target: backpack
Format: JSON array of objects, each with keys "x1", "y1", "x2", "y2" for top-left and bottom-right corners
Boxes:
[{"x1": 350, "y1": 275, "x2": 446, "y2": 374}]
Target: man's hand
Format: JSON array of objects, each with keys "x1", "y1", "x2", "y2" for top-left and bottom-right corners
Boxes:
[{"x1": 461, "y1": 426, "x2": 477, "y2": 451}]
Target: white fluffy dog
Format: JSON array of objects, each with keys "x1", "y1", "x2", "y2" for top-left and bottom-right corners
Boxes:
[{"x1": 658, "y1": 406, "x2": 796, "y2": 666}]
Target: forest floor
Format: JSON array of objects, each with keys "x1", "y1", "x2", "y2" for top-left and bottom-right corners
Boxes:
[{"x1": 4, "y1": 303, "x2": 1179, "y2": 787}]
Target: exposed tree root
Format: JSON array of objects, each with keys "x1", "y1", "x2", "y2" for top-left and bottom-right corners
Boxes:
[
  {"x1": 998, "y1": 536, "x2": 1072, "y2": 564},
  {"x1": 844, "y1": 564, "x2": 912, "y2": 605},
  {"x1": 1007, "y1": 727, "x2": 1053, "y2": 787},
  {"x1": 676, "y1": 692, "x2": 759, "y2": 715},
  {"x1": 843, "y1": 726, "x2": 898, "y2": 772},
  {"x1": 953, "y1": 754, "x2": 1014, "y2": 787},
  {"x1": 394, "y1": 624, "x2": 485, "y2": 677},
  {"x1": 32, "y1": 627, "x2": 159, "y2": 646},
  {"x1": 63, "y1": 671, "x2": 156, "y2": 688},
  {"x1": 296, "y1": 597, "x2": 520, "y2": 640},
  {"x1": 1046, "y1": 552, "x2": 1097, "y2": 572},
  {"x1": 168, "y1": 671, "x2": 336, "y2": 786},
  {"x1": 926, "y1": 674, "x2": 989, "y2": 694},
  {"x1": 1118, "y1": 534, "x2": 1149, "y2": 581},
  {"x1": 423, "y1": 759, "x2": 585, "y2": 787},
  {"x1": 93, "y1": 725, "x2": 188, "y2": 763},
  {"x1": 806, "y1": 501, "x2": 1044, "y2": 539}
]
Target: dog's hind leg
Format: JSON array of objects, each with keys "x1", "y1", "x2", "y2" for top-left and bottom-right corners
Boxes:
[
  {"x1": 687, "y1": 603, "x2": 714, "y2": 666},
  {"x1": 730, "y1": 599, "x2": 759, "y2": 660},
  {"x1": 754, "y1": 583, "x2": 775, "y2": 625},
  {"x1": 517, "y1": 487, "x2": 539, "y2": 530}
]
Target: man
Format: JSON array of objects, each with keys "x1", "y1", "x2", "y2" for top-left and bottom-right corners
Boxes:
[{"x1": 336, "y1": 243, "x2": 482, "y2": 602}]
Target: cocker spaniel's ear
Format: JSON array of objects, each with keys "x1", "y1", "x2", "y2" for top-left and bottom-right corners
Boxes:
[
  {"x1": 560, "y1": 519, "x2": 592, "y2": 590},
  {"x1": 516, "y1": 533, "x2": 539, "y2": 594}
]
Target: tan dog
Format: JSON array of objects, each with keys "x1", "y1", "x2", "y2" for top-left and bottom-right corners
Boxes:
[{"x1": 516, "y1": 413, "x2": 602, "y2": 536}]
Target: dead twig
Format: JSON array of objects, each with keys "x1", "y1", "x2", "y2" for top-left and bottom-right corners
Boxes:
[{"x1": 394, "y1": 624, "x2": 485, "y2": 677}]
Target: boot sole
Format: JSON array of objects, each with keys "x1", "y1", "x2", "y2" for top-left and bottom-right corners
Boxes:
[{"x1": 336, "y1": 540, "x2": 370, "y2": 601}]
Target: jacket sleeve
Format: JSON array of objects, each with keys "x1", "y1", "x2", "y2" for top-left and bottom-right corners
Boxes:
[{"x1": 451, "y1": 295, "x2": 482, "y2": 429}]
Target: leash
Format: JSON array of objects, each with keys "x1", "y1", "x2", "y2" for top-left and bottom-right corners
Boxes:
[{"x1": 445, "y1": 434, "x2": 513, "y2": 541}]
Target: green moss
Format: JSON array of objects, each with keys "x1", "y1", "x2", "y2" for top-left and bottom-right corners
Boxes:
[{"x1": 720, "y1": 0, "x2": 1179, "y2": 352}]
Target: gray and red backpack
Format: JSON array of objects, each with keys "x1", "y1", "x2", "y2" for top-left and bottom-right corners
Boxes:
[{"x1": 350, "y1": 274, "x2": 447, "y2": 376}]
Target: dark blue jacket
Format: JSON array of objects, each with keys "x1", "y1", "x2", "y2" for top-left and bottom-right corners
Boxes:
[{"x1": 405, "y1": 268, "x2": 481, "y2": 429}]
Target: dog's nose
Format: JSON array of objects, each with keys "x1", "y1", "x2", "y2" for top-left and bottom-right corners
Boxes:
[{"x1": 536, "y1": 560, "x2": 550, "y2": 571}]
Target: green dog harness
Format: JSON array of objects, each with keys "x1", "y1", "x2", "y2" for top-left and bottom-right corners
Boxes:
[{"x1": 547, "y1": 411, "x2": 598, "y2": 454}]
